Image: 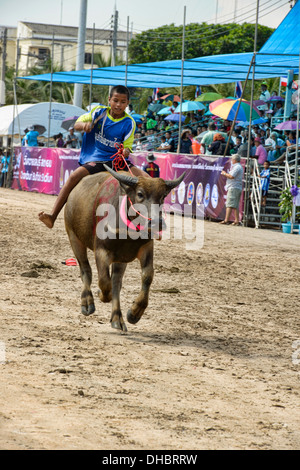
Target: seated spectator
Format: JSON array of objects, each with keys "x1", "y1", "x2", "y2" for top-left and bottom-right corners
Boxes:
[
  {"x1": 265, "y1": 132, "x2": 285, "y2": 162},
  {"x1": 157, "y1": 135, "x2": 170, "y2": 152},
  {"x1": 196, "y1": 124, "x2": 208, "y2": 142},
  {"x1": 165, "y1": 131, "x2": 175, "y2": 152},
  {"x1": 146, "y1": 116, "x2": 157, "y2": 131},
  {"x1": 208, "y1": 133, "x2": 227, "y2": 155},
  {"x1": 230, "y1": 135, "x2": 242, "y2": 154}
]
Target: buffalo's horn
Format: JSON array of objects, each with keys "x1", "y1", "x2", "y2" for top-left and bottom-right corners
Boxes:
[
  {"x1": 103, "y1": 164, "x2": 138, "y2": 187},
  {"x1": 165, "y1": 172, "x2": 186, "y2": 190}
]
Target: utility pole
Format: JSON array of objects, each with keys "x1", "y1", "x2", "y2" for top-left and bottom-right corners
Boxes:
[
  {"x1": 74, "y1": 0, "x2": 88, "y2": 108},
  {"x1": 0, "y1": 27, "x2": 7, "y2": 106},
  {"x1": 111, "y1": 7, "x2": 119, "y2": 68}
]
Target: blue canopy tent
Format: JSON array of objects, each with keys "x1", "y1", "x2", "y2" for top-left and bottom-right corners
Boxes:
[{"x1": 19, "y1": 1, "x2": 300, "y2": 88}]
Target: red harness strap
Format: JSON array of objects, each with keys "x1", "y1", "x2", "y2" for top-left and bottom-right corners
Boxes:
[{"x1": 110, "y1": 143, "x2": 134, "y2": 175}]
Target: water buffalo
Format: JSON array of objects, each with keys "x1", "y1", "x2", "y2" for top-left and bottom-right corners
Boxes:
[{"x1": 64, "y1": 165, "x2": 185, "y2": 332}]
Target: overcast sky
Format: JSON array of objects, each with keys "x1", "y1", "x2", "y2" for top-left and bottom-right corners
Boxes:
[{"x1": 0, "y1": 0, "x2": 291, "y2": 31}]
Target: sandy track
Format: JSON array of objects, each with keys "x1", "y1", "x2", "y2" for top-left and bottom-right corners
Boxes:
[{"x1": 0, "y1": 187, "x2": 299, "y2": 450}]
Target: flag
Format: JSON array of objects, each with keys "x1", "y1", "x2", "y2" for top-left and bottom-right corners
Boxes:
[
  {"x1": 152, "y1": 88, "x2": 159, "y2": 101},
  {"x1": 235, "y1": 81, "x2": 243, "y2": 98},
  {"x1": 280, "y1": 77, "x2": 287, "y2": 87},
  {"x1": 195, "y1": 86, "x2": 201, "y2": 98}
]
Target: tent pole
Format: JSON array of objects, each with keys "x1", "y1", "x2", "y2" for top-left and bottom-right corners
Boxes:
[
  {"x1": 177, "y1": 5, "x2": 186, "y2": 153},
  {"x1": 125, "y1": 16, "x2": 130, "y2": 87},
  {"x1": 292, "y1": 48, "x2": 300, "y2": 227},
  {"x1": 89, "y1": 23, "x2": 95, "y2": 110},
  {"x1": 244, "y1": 0, "x2": 259, "y2": 227},
  {"x1": 48, "y1": 33, "x2": 54, "y2": 147},
  {"x1": 223, "y1": 56, "x2": 255, "y2": 157}
]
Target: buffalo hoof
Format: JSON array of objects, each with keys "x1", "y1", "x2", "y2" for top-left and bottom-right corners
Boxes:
[
  {"x1": 127, "y1": 309, "x2": 140, "y2": 325},
  {"x1": 81, "y1": 304, "x2": 95, "y2": 316},
  {"x1": 111, "y1": 320, "x2": 128, "y2": 333}
]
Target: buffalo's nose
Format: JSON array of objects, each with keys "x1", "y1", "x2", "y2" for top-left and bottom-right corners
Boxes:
[{"x1": 149, "y1": 218, "x2": 166, "y2": 232}]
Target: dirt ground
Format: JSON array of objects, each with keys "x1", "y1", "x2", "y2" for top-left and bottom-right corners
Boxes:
[{"x1": 0, "y1": 186, "x2": 300, "y2": 450}]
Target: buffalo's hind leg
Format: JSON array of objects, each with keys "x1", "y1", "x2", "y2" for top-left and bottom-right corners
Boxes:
[
  {"x1": 110, "y1": 262, "x2": 127, "y2": 332},
  {"x1": 127, "y1": 242, "x2": 154, "y2": 325},
  {"x1": 67, "y1": 230, "x2": 95, "y2": 316}
]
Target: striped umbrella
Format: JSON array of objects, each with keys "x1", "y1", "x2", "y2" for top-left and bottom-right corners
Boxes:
[{"x1": 209, "y1": 98, "x2": 261, "y2": 121}]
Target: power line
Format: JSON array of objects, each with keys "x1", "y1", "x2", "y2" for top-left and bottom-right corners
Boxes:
[
  {"x1": 122, "y1": 0, "x2": 286, "y2": 45},
  {"x1": 121, "y1": 0, "x2": 286, "y2": 35}
]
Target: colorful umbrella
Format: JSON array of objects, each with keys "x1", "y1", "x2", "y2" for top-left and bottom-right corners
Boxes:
[
  {"x1": 164, "y1": 114, "x2": 186, "y2": 122},
  {"x1": 148, "y1": 103, "x2": 166, "y2": 113},
  {"x1": 174, "y1": 101, "x2": 205, "y2": 113},
  {"x1": 61, "y1": 116, "x2": 79, "y2": 131},
  {"x1": 157, "y1": 106, "x2": 173, "y2": 115},
  {"x1": 274, "y1": 121, "x2": 300, "y2": 131},
  {"x1": 33, "y1": 124, "x2": 46, "y2": 135},
  {"x1": 160, "y1": 94, "x2": 181, "y2": 102},
  {"x1": 195, "y1": 92, "x2": 223, "y2": 102},
  {"x1": 237, "y1": 118, "x2": 268, "y2": 127},
  {"x1": 268, "y1": 96, "x2": 284, "y2": 101},
  {"x1": 209, "y1": 98, "x2": 261, "y2": 121},
  {"x1": 131, "y1": 113, "x2": 143, "y2": 122}
]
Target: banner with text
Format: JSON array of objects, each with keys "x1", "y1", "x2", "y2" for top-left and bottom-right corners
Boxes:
[{"x1": 12, "y1": 148, "x2": 244, "y2": 220}]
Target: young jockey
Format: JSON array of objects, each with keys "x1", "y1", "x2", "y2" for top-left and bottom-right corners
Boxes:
[{"x1": 39, "y1": 85, "x2": 142, "y2": 229}]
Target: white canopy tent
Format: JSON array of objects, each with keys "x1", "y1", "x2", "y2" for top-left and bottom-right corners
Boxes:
[{"x1": 0, "y1": 102, "x2": 86, "y2": 138}]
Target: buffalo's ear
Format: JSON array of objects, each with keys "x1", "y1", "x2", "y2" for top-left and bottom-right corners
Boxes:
[
  {"x1": 164, "y1": 172, "x2": 186, "y2": 195},
  {"x1": 103, "y1": 164, "x2": 138, "y2": 191}
]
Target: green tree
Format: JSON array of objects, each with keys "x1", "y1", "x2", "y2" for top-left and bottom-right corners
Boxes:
[{"x1": 129, "y1": 22, "x2": 274, "y2": 63}]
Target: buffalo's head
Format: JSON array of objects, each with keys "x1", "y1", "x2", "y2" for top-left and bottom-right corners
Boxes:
[{"x1": 103, "y1": 165, "x2": 185, "y2": 235}]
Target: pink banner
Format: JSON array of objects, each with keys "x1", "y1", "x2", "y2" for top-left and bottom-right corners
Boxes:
[
  {"x1": 130, "y1": 152, "x2": 245, "y2": 221},
  {"x1": 12, "y1": 147, "x2": 80, "y2": 195},
  {"x1": 12, "y1": 148, "x2": 245, "y2": 221}
]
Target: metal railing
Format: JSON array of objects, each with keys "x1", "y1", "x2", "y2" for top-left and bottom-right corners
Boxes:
[{"x1": 250, "y1": 159, "x2": 263, "y2": 228}]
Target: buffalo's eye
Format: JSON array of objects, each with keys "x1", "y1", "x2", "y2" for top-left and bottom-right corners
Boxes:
[{"x1": 136, "y1": 191, "x2": 144, "y2": 200}]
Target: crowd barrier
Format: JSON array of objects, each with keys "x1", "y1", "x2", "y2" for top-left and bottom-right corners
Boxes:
[{"x1": 11, "y1": 147, "x2": 245, "y2": 221}]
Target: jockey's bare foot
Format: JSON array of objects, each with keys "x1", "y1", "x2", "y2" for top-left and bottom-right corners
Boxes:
[{"x1": 38, "y1": 211, "x2": 55, "y2": 229}]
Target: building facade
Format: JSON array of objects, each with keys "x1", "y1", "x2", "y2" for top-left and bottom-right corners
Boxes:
[{"x1": 1, "y1": 21, "x2": 129, "y2": 76}]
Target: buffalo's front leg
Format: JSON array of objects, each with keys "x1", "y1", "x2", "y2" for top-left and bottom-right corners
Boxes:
[
  {"x1": 95, "y1": 248, "x2": 112, "y2": 303},
  {"x1": 127, "y1": 242, "x2": 154, "y2": 325},
  {"x1": 110, "y1": 262, "x2": 127, "y2": 332},
  {"x1": 67, "y1": 229, "x2": 95, "y2": 316}
]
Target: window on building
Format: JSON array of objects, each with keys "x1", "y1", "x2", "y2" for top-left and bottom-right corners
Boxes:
[
  {"x1": 38, "y1": 48, "x2": 50, "y2": 60},
  {"x1": 85, "y1": 53, "x2": 92, "y2": 64}
]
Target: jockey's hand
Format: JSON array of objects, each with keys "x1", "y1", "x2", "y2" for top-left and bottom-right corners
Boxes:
[
  {"x1": 123, "y1": 148, "x2": 130, "y2": 158},
  {"x1": 75, "y1": 121, "x2": 93, "y2": 133}
]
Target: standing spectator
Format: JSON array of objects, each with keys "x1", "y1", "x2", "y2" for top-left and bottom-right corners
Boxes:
[
  {"x1": 24, "y1": 126, "x2": 39, "y2": 147},
  {"x1": 260, "y1": 161, "x2": 271, "y2": 207},
  {"x1": 202, "y1": 123, "x2": 227, "y2": 155},
  {"x1": 259, "y1": 82, "x2": 270, "y2": 109},
  {"x1": 0, "y1": 151, "x2": 10, "y2": 187},
  {"x1": 254, "y1": 137, "x2": 268, "y2": 165},
  {"x1": 179, "y1": 129, "x2": 192, "y2": 154},
  {"x1": 220, "y1": 154, "x2": 244, "y2": 225},
  {"x1": 65, "y1": 127, "x2": 79, "y2": 148},
  {"x1": 56, "y1": 133, "x2": 65, "y2": 148},
  {"x1": 141, "y1": 153, "x2": 160, "y2": 178}
]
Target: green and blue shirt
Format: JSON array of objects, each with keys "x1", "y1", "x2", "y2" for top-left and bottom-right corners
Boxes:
[{"x1": 77, "y1": 106, "x2": 136, "y2": 164}]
